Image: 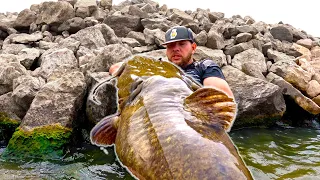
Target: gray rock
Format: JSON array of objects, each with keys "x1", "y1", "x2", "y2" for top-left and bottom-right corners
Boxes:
[
  {"x1": 235, "y1": 32, "x2": 252, "y2": 44},
  {"x1": 86, "y1": 44, "x2": 132, "y2": 73},
  {"x1": 21, "y1": 70, "x2": 86, "y2": 129},
  {"x1": 13, "y1": 9, "x2": 37, "y2": 28},
  {"x1": 11, "y1": 32, "x2": 43, "y2": 44},
  {"x1": 37, "y1": 48, "x2": 78, "y2": 79},
  {"x1": 206, "y1": 29, "x2": 225, "y2": 50},
  {"x1": 58, "y1": 17, "x2": 86, "y2": 33},
  {"x1": 69, "y1": 25, "x2": 106, "y2": 50},
  {"x1": 195, "y1": 30, "x2": 207, "y2": 46},
  {"x1": 104, "y1": 13, "x2": 143, "y2": 37},
  {"x1": 224, "y1": 41, "x2": 254, "y2": 57},
  {"x1": 270, "y1": 25, "x2": 293, "y2": 42},
  {"x1": 121, "y1": 37, "x2": 141, "y2": 47},
  {"x1": 0, "y1": 92, "x2": 25, "y2": 120},
  {"x1": 267, "y1": 72, "x2": 320, "y2": 115},
  {"x1": 36, "y1": 1, "x2": 75, "y2": 25},
  {"x1": 231, "y1": 48, "x2": 267, "y2": 75},
  {"x1": 193, "y1": 46, "x2": 227, "y2": 67},
  {"x1": 267, "y1": 49, "x2": 295, "y2": 62},
  {"x1": 269, "y1": 60, "x2": 313, "y2": 92},
  {"x1": 17, "y1": 48, "x2": 41, "y2": 69},
  {"x1": 126, "y1": 31, "x2": 146, "y2": 46},
  {"x1": 222, "y1": 65, "x2": 285, "y2": 128},
  {"x1": 12, "y1": 75, "x2": 45, "y2": 110}
]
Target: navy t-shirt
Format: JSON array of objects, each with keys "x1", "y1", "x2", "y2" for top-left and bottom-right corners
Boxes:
[{"x1": 182, "y1": 59, "x2": 225, "y2": 85}]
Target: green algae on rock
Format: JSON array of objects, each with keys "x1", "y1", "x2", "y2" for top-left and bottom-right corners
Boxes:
[
  {"x1": 2, "y1": 123, "x2": 72, "y2": 160},
  {"x1": 0, "y1": 112, "x2": 20, "y2": 144}
]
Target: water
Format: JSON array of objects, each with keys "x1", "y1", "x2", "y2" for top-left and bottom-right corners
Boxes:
[
  {"x1": 229, "y1": 127, "x2": 320, "y2": 180},
  {"x1": 0, "y1": 127, "x2": 319, "y2": 180}
]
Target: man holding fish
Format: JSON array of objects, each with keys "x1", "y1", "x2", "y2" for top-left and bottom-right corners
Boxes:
[
  {"x1": 109, "y1": 26, "x2": 233, "y2": 98},
  {"x1": 90, "y1": 25, "x2": 254, "y2": 179}
]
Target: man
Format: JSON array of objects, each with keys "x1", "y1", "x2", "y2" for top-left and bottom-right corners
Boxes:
[{"x1": 109, "y1": 26, "x2": 233, "y2": 98}]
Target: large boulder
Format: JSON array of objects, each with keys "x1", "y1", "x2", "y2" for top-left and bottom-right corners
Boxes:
[
  {"x1": 267, "y1": 72, "x2": 320, "y2": 115},
  {"x1": 269, "y1": 60, "x2": 313, "y2": 92},
  {"x1": 36, "y1": 1, "x2": 75, "y2": 25},
  {"x1": 222, "y1": 65, "x2": 286, "y2": 129},
  {"x1": 3, "y1": 69, "x2": 86, "y2": 159}
]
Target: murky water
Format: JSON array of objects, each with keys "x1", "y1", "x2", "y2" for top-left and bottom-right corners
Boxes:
[{"x1": 0, "y1": 127, "x2": 319, "y2": 180}]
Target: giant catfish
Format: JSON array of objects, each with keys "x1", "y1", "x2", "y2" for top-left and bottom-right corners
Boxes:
[{"x1": 90, "y1": 56, "x2": 253, "y2": 179}]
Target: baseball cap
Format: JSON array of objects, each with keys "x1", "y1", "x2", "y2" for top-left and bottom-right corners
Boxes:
[{"x1": 162, "y1": 26, "x2": 194, "y2": 45}]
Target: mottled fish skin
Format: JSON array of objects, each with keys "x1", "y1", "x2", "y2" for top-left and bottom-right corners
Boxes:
[{"x1": 90, "y1": 56, "x2": 253, "y2": 180}]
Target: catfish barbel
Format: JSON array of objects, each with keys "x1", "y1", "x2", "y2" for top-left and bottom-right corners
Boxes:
[{"x1": 90, "y1": 56, "x2": 253, "y2": 179}]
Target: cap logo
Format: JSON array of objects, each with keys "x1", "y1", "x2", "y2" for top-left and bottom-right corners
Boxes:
[{"x1": 170, "y1": 29, "x2": 177, "y2": 39}]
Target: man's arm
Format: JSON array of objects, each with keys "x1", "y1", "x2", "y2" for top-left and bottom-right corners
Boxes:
[
  {"x1": 109, "y1": 62, "x2": 124, "y2": 75},
  {"x1": 203, "y1": 77, "x2": 234, "y2": 98}
]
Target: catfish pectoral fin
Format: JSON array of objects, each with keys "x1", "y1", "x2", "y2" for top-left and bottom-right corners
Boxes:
[
  {"x1": 90, "y1": 114, "x2": 119, "y2": 146},
  {"x1": 185, "y1": 87, "x2": 237, "y2": 131}
]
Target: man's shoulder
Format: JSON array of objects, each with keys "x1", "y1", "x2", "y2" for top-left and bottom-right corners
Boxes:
[{"x1": 195, "y1": 59, "x2": 219, "y2": 68}]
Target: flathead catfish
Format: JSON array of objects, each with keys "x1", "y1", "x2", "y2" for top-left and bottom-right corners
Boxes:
[{"x1": 90, "y1": 56, "x2": 253, "y2": 179}]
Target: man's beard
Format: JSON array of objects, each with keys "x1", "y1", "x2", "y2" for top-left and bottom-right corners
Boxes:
[{"x1": 173, "y1": 53, "x2": 193, "y2": 68}]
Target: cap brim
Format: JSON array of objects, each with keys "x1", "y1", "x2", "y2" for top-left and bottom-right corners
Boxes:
[{"x1": 161, "y1": 39, "x2": 194, "y2": 45}]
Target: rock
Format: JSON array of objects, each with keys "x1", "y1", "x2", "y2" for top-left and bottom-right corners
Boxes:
[
  {"x1": 12, "y1": 75, "x2": 46, "y2": 110},
  {"x1": 267, "y1": 49, "x2": 295, "y2": 62},
  {"x1": 270, "y1": 60, "x2": 313, "y2": 92},
  {"x1": 1, "y1": 44, "x2": 30, "y2": 55},
  {"x1": 296, "y1": 39, "x2": 313, "y2": 49},
  {"x1": 0, "y1": 92, "x2": 23, "y2": 144},
  {"x1": 206, "y1": 28, "x2": 225, "y2": 50},
  {"x1": 267, "y1": 72, "x2": 320, "y2": 115},
  {"x1": 231, "y1": 48, "x2": 267, "y2": 75},
  {"x1": 13, "y1": 9, "x2": 37, "y2": 28},
  {"x1": 100, "y1": 0, "x2": 112, "y2": 10},
  {"x1": 126, "y1": 31, "x2": 146, "y2": 46},
  {"x1": 4, "y1": 70, "x2": 86, "y2": 159},
  {"x1": 86, "y1": 44, "x2": 132, "y2": 73},
  {"x1": 86, "y1": 73, "x2": 118, "y2": 124},
  {"x1": 0, "y1": 55, "x2": 28, "y2": 95},
  {"x1": 313, "y1": 95, "x2": 320, "y2": 106},
  {"x1": 222, "y1": 65, "x2": 286, "y2": 128},
  {"x1": 195, "y1": 30, "x2": 207, "y2": 46},
  {"x1": 17, "y1": 48, "x2": 41, "y2": 69},
  {"x1": 57, "y1": 17, "x2": 86, "y2": 33},
  {"x1": 311, "y1": 46, "x2": 320, "y2": 61},
  {"x1": 132, "y1": 45, "x2": 157, "y2": 54},
  {"x1": 141, "y1": 17, "x2": 177, "y2": 32},
  {"x1": 121, "y1": 37, "x2": 141, "y2": 47},
  {"x1": 291, "y1": 43, "x2": 312, "y2": 61},
  {"x1": 270, "y1": 25, "x2": 293, "y2": 42},
  {"x1": 306, "y1": 80, "x2": 320, "y2": 98},
  {"x1": 235, "y1": 32, "x2": 252, "y2": 44},
  {"x1": 36, "y1": 1, "x2": 75, "y2": 25},
  {"x1": 37, "y1": 48, "x2": 78, "y2": 79},
  {"x1": 103, "y1": 13, "x2": 143, "y2": 37},
  {"x1": 0, "y1": 92, "x2": 25, "y2": 120},
  {"x1": 69, "y1": 25, "x2": 106, "y2": 50},
  {"x1": 224, "y1": 41, "x2": 254, "y2": 57},
  {"x1": 193, "y1": 46, "x2": 227, "y2": 67}
]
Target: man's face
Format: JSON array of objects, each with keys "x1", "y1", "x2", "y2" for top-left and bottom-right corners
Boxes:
[{"x1": 166, "y1": 40, "x2": 197, "y2": 68}]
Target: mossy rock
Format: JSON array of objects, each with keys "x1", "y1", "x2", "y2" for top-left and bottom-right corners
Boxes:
[
  {"x1": 0, "y1": 112, "x2": 20, "y2": 144},
  {"x1": 232, "y1": 114, "x2": 281, "y2": 130},
  {"x1": 2, "y1": 124, "x2": 72, "y2": 160}
]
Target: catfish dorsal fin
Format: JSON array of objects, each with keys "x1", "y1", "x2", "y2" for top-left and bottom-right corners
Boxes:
[
  {"x1": 90, "y1": 114, "x2": 119, "y2": 146},
  {"x1": 184, "y1": 87, "x2": 237, "y2": 132}
]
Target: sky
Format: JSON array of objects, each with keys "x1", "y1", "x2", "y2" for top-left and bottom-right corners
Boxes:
[{"x1": 0, "y1": 0, "x2": 319, "y2": 37}]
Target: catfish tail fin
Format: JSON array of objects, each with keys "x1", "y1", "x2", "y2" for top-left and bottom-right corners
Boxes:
[{"x1": 90, "y1": 114, "x2": 119, "y2": 146}]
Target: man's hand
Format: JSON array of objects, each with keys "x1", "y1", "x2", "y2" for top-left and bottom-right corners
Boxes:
[{"x1": 203, "y1": 77, "x2": 234, "y2": 98}]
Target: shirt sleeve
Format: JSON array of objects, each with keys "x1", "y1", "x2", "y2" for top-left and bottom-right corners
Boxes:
[{"x1": 200, "y1": 60, "x2": 226, "y2": 80}]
